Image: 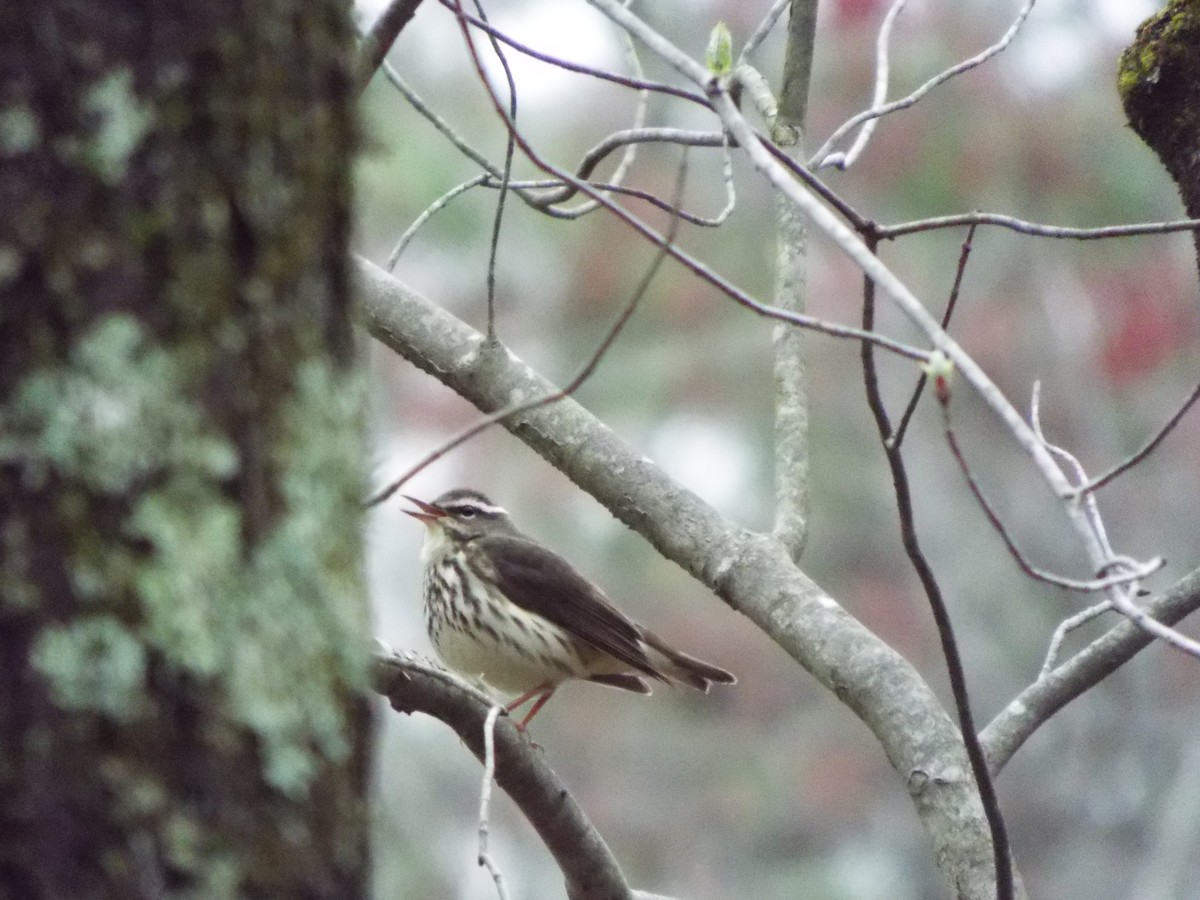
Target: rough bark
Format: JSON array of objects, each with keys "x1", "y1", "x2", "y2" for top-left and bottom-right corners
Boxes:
[
  {"x1": 0, "y1": 2, "x2": 370, "y2": 897},
  {"x1": 1118, "y1": 0, "x2": 1200, "y2": 268},
  {"x1": 770, "y1": 0, "x2": 820, "y2": 560}
]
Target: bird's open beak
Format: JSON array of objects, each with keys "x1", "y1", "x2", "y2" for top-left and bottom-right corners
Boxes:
[{"x1": 402, "y1": 495, "x2": 445, "y2": 523}]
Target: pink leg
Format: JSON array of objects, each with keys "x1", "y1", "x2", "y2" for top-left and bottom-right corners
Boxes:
[{"x1": 505, "y1": 684, "x2": 556, "y2": 731}]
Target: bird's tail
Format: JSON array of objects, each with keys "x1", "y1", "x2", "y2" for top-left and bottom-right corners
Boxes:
[{"x1": 642, "y1": 631, "x2": 736, "y2": 691}]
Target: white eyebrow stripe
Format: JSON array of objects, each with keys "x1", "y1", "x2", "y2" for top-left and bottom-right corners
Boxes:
[{"x1": 448, "y1": 500, "x2": 507, "y2": 517}]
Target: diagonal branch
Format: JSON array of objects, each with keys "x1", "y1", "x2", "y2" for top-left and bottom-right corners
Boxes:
[
  {"x1": 862, "y1": 256, "x2": 1012, "y2": 900},
  {"x1": 355, "y1": 255, "x2": 1003, "y2": 899},
  {"x1": 981, "y1": 567, "x2": 1200, "y2": 774},
  {"x1": 374, "y1": 650, "x2": 634, "y2": 900},
  {"x1": 356, "y1": 0, "x2": 426, "y2": 93}
]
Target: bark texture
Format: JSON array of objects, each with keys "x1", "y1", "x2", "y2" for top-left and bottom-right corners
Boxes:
[
  {"x1": 0, "y1": 2, "x2": 370, "y2": 897},
  {"x1": 1119, "y1": 0, "x2": 1200, "y2": 267}
]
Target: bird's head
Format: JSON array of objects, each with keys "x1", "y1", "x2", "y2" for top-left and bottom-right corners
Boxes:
[{"x1": 403, "y1": 488, "x2": 518, "y2": 543}]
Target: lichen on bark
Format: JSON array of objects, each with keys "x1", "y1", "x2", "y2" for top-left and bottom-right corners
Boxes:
[{"x1": 1118, "y1": 0, "x2": 1200, "y2": 266}]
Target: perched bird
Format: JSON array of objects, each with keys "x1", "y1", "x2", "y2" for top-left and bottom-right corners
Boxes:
[{"x1": 404, "y1": 488, "x2": 735, "y2": 730}]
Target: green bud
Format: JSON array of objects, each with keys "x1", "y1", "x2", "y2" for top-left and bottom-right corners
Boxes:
[{"x1": 706, "y1": 22, "x2": 733, "y2": 76}]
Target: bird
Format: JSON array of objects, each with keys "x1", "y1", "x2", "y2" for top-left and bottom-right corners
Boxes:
[{"x1": 403, "y1": 487, "x2": 735, "y2": 730}]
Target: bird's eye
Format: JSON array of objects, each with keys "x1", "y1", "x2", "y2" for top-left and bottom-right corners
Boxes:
[{"x1": 457, "y1": 507, "x2": 477, "y2": 519}]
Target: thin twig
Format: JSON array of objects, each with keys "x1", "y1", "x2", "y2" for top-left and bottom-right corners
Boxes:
[
  {"x1": 387, "y1": 174, "x2": 490, "y2": 271},
  {"x1": 1040, "y1": 601, "x2": 1112, "y2": 676},
  {"x1": 1029, "y1": 382, "x2": 1115, "y2": 557},
  {"x1": 366, "y1": 148, "x2": 691, "y2": 507},
  {"x1": 477, "y1": 705, "x2": 510, "y2": 900},
  {"x1": 760, "y1": 138, "x2": 873, "y2": 233},
  {"x1": 374, "y1": 652, "x2": 635, "y2": 899},
  {"x1": 824, "y1": 0, "x2": 910, "y2": 170},
  {"x1": 411, "y1": 1, "x2": 909, "y2": 367},
  {"x1": 382, "y1": 52, "x2": 724, "y2": 226},
  {"x1": 890, "y1": 222, "x2": 977, "y2": 449},
  {"x1": 445, "y1": 0, "x2": 929, "y2": 359},
  {"x1": 1107, "y1": 587, "x2": 1200, "y2": 658},
  {"x1": 882, "y1": 210, "x2": 1200, "y2": 241},
  {"x1": 738, "y1": 0, "x2": 791, "y2": 65},
  {"x1": 1024, "y1": 385, "x2": 1197, "y2": 655},
  {"x1": 528, "y1": 128, "x2": 726, "y2": 209},
  {"x1": 437, "y1": 0, "x2": 708, "y2": 106},
  {"x1": 858, "y1": 245, "x2": 1013, "y2": 900},
  {"x1": 981, "y1": 568, "x2": 1200, "y2": 775},
  {"x1": 1075, "y1": 378, "x2": 1200, "y2": 495},
  {"x1": 544, "y1": 27, "x2": 652, "y2": 219},
  {"x1": 810, "y1": 0, "x2": 1037, "y2": 169},
  {"x1": 470, "y1": 0, "x2": 517, "y2": 343},
  {"x1": 938, "y1": 387, "x2": 1163, "y2": 592},
  {"x1": 381, "y1": 60, "x2": 501, "y2": 179}
]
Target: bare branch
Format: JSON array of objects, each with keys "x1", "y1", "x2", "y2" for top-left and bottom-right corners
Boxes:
[
  {"x1": 1029, "y1": 382, "x2": 1116, "y2": 557},
  {"x1": 387, "y1": 174, "x2": 489, "y2": 271},
  {"x1": 882, "y1": 210, "x2": 1200, "y2": 240},
  {"x1": 477, "y1": 705, "x2": 510, "y2": 900},
  {"x1": 435, "y1": 1, "x2": 928, "y2": 361},
  {"x1": 380, "y1": 64, "x2": 724, "y2": 228},
  {"x1": 468, "y1": 0, "x2": 519, "y2": 343},
  {"x1": 438, "y1": 0, "x2": 707, "y2": 106},
  {"x1": 810, "y1": 0, "x2": 1037, "y2": 170},
  {"x1": 357, "y1": 0, "x2": 426, "y2": 93},
  {"x1": 366, "y1": 152, "x2": 686, "y2": 505},
  {"x1": 739, "y1": 0, "x2": 791, "y2": 66},
  {"x1": 374, "y1": 650, "x2": 635, "y2": 900},
  {"x1": 1040, "y1": 602, "x2": 1111, "y2": 675},
  {"x1": 981, "y1": 567, "x2": 1200, "y2": 774},
  {"x1": 1075, "y1": 378, "x2": 1200, "y2": 495},
  {"x1": 891, "y1": 222, "x2": 977, "y2": 450},
  {"x1": 582, "y1": 0, "x2": 1153, "y2": 652},
  {"x1": 770, "y1": 0, "x2": 820, "y2": 560},
  {"x1": 939, "y1": 389, "x2": 1164, "y2": 592},
  {"x1": 529, "y1": 128, "x2": 726, "y2": 209},
  {"x1": 356, "y1": 258, "x2": 1004, "y2": 899},
  {"x1": 861, "y1": 256, "x2": 1013, "y2": 900},
  {"x1": 1108, "y1": 584, "x2": 1200, "y2": 659},
  {"x1": 820, "y1": 0, "x2": 911, "y2": 170}
]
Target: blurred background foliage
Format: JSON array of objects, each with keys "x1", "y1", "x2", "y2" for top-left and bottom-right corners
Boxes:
[{"x1": 356, "y1": 0, "x2": 1200, "y2": 897}]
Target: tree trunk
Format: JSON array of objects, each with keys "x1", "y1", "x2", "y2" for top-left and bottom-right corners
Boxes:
[
  {"x1": 0, "y1": 2, "x2": 370, "y2": 897},
  {"x1": 1119, "y1": 0, "x2": 1200, "y2": 270}
]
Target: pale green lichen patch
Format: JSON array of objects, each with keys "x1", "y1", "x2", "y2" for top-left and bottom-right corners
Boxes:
[
  {"x1": 132, "y1": 489, "x2": 241, "y2": 677},
  {"x1": 1, "y1": 518, "x2": 38, "y2": 609},
  {"x1": 0, "y1": 244, "x2": 22, "y2": 285},
  {"x1": 129, "y1": 357, "x2": 369, "y2": 797},
  {"x1": 0, "y1": 103, "x2": 39, "y2": 155},
  {"x1": 10, "y1": 311, "x2": 367, "y2": 797},
  {"x1": 82, "y1": 69, "x2": 153, "y2": 183},
  {"x1": 161, "y1": 810, "x2": 241, "y2": 897},
  {"x1": 216, "y1": 360, "x2": 369, "y2": 795},
  {"x1": 31, "y1": 615, "x2": 148, "y2": 720},
  {"x1": 4, "y1": 314, "x2": 236, "y2": 493}
]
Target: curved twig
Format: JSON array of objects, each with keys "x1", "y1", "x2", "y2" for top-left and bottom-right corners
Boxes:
[
  {"x1": 981, "y1": 568, "x2": 1200, "y2": 774},
  {"x1": 374, "y1": 650, "x2": 634, "y2": 900},
  {"x1": 1075, "y1": 378, "x2": 1200, "y2": 495},
  {"x1": 437, "y1": 0, "x2": 707, "y2": 106},
  {"x1": 882, "y1": 211, "x2": 1200, "y2": 240},
  {"x1": 366, "y1": 153, "x2": 687, "y2": 506},
  {"x1": 810, "y1": 0, "x2": 1037, "y2": 169}
]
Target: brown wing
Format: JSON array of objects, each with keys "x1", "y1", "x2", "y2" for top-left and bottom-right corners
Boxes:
[{"x1": 471, "y1": 533, "x2": 667, "y2": 682}]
